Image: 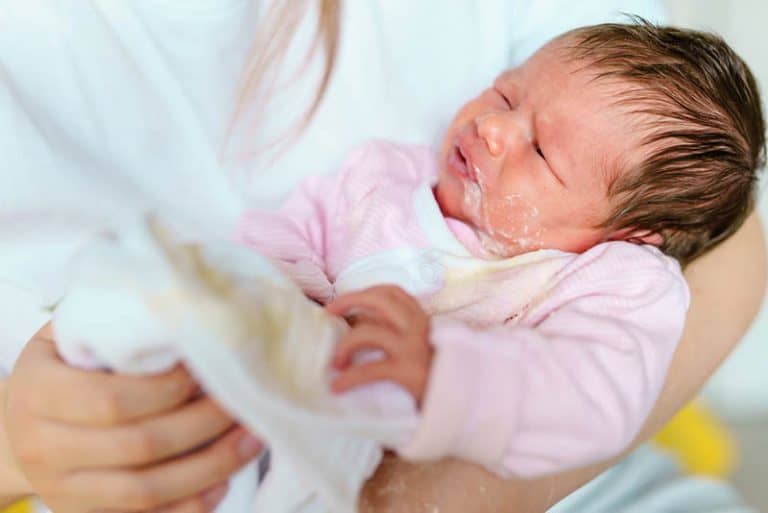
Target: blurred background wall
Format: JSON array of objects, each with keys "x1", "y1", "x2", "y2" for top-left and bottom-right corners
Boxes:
[{"x1": 665, "y1": 0, "x2": 768, "y2": 508}]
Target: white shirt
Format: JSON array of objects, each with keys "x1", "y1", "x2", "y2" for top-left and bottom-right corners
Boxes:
[{"x1": 0, "y1": 1, "x2": 666, "y2": 511}]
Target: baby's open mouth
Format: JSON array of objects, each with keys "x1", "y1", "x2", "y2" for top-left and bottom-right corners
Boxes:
[{"x1": 448, "y1": 142, "x2": 478, "y2": 183}]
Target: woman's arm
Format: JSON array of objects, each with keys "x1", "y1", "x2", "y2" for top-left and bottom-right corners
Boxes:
[
  {"x1": 0, "y1": 380, "x2": 33, "y2": 507},
  {"x1": 360, "y1": 212, "x2": 767, "y2": 513}
]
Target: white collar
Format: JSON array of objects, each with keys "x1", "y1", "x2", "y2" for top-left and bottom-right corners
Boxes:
[{"x1": 412, "y1": 182, "x2": 473, "y2": 257}]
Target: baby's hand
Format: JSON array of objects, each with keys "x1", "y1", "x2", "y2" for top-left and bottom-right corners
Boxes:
[{"x1": 325, "y1": 285, "x2": 433, "y2": 405}]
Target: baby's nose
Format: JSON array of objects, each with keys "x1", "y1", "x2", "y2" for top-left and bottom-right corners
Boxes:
[{"x1": 476, "y1": 112, "x2": 530, "y2": 157}]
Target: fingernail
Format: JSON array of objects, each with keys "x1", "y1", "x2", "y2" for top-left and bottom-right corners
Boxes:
[
  {"x1": 237, "y1": 432, "x2": 263, "y2": 459},
  {"x1": 203, "y1": 483, "x2": 228, "y2": 509}
]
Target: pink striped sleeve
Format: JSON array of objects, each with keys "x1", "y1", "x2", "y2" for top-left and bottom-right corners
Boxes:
[
  {"x1": 237, "y1": 172, "x2": 339, "y2": 303},
  {"x1": 236, "y1": 142, "x2": 392, "y2": 302},
  {"x1": 237, "y1": 141, "x2": 435, "y2": 303},
  {"x1": 399, "y1": 242, "x2": 689, "y2": 477}
]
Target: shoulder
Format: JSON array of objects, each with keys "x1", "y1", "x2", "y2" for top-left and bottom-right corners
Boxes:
[
  {"x1": 564, "y1": 241, "x2": 682, "y2": 276},
  {"x1": 545, "y1": 241, "x2": 689, "y2": 310}
]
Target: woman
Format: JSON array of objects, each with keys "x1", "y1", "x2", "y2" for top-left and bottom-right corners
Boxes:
[{"x1": 0, "y1": 1, "x2": 764, "y2": 512}]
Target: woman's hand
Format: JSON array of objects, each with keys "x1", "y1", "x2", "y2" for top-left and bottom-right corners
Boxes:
[{"x1": 3, "y1": 323, "x2": 264, "y2": 513}]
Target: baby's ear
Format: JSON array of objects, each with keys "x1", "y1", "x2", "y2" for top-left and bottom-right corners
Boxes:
[{"x1": 611, "y1": 228, "x2": 664, "y2": 247}]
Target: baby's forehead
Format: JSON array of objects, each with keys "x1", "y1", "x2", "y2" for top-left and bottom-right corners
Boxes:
[
  {"x1": 506, "y1": 48, "x2": 653, "y2": 186},
  {"x1": 495, "y1": 52, "x2": 636, "y2": 115},
  {"x1": 496, "y1": 39, "x2": 603, "y2": 86}
]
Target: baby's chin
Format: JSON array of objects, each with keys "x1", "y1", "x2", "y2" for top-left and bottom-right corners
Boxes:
[
  {"x1": 433, "y1": 175, "x2": 462, "y2": 219},
  {"x1": 452, "y1": 220, "x2": 525, "y2": 260}
]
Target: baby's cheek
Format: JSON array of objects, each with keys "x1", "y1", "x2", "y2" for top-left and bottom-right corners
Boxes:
[{"x1": 482, "y1": 193, "x2": 546, "y2": 255}]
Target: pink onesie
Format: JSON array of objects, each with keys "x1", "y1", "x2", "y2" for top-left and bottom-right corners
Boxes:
[{"x1": 238, "y1": 140, "x2": 689, "y2": 477}]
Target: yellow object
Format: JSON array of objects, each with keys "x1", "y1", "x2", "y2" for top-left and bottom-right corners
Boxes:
[
  {"x1": 653, "y1": 400, "x2": 737, "y2": 477},
  {"x1": 1, "y1": 500, "x2": 33, "y2": 513}
]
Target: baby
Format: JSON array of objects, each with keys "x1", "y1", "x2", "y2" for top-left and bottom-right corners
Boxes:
[{"x1": 239, "y1": 20, "x2": 765, "y2": 476}]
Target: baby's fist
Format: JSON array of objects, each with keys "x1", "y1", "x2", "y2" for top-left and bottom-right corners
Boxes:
[{"x1": 326, "y1": 285, "x2": 433, "y2": 404}]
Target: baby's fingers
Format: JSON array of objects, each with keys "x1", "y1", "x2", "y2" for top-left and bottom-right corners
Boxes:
[
  {"x1": 331, "y1": 361, "x2": 404, "y2": 394},
  {"x1": 326, "y1": 285, "x2": 421, "y2": 332},
  {"x1": 333, "y1": 324, "x2": 400, "y2": 369}
]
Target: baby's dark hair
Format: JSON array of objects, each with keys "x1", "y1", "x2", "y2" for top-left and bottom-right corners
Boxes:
[{"x1": 564, "y1": 18, "x2": 765, "y2": 265}]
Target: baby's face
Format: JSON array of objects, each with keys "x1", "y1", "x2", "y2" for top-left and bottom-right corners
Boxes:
[{"x1": 435, "y1": 39, "x2": 636, "y2": 257}]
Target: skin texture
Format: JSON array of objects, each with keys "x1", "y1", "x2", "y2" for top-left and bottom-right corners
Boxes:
[
  {"x1": 0, "y1": 325, "x2": 264, "y2": 512},
  {"x1": 358, "y1": 211, "x2": 767, "y2": 513}
]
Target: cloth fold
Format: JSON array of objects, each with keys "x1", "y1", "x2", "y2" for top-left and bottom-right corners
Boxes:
[{"x1": 52, "y1": 215, "x2": 419, "y2": 513}]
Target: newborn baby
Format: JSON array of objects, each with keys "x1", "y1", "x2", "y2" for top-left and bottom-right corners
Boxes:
[{"x1": 239, "y1": 19, "x2": 764, "y2": 475}]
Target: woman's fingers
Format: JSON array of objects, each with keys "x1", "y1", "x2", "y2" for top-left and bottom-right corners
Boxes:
[
  {"x1": 150, "y1": 482, "x2": 230, "y2": 513},
  {"x1": 62, "y1": 428, "x2": 262, "y2": 511},
  {"x1": 91, "y1": 482, "x2": 229, "y2": 513},
  {"x1": 31, "y1": 395, "x2": 236, "y2": 470},
  {"x1": 333, "y1": 360, "x2": 427, "y2": 402},
  {"x1": 50, "y1": 365, "x2": 198, "y2": 427},
  {"x1": 92, "y1": 483, "x2": 229, "y2": 513},
  {"x1": 17, "y1": 335, "x2": 199, "y2": 426},
  {"x1": 332, "y1": 324, "x2": 401, "y2": 368}
]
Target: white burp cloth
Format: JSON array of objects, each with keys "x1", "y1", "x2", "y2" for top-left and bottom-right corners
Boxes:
[{"x1": 52, "y1": 215, "x2": 418, "y2": 513}]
